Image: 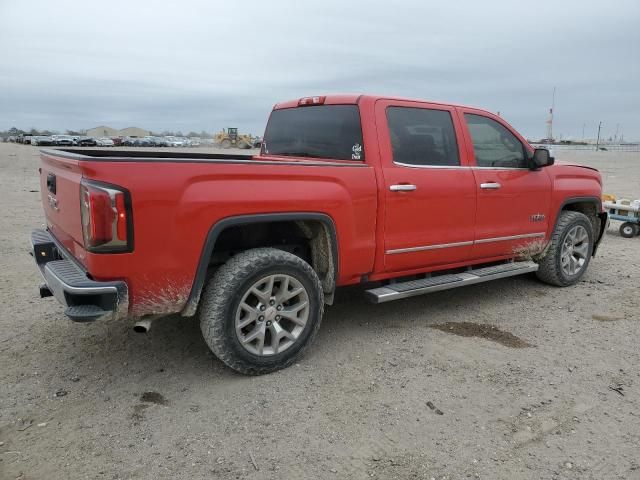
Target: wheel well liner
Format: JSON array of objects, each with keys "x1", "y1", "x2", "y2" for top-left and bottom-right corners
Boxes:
[{"x1": 182, "y1": 213, "x2": 338, "y2": 316}]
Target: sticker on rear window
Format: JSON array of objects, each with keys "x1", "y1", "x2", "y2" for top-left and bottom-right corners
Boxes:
[{"x1": 352, "y1": 143, "x2": 362, "y2": 160}]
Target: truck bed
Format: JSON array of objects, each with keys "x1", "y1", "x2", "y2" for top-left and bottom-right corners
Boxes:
[{"x1": 38, "y1": 147, "x2": 378, "y2": 318}]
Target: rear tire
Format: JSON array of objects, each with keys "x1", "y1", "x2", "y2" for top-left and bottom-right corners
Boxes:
[
  {"x1": 199, "y1": 248, "x2": 324, "y2": 375},
  {"x1": 220, "y1": 139, "x2": 231, "y2": 149},
  {"x1": 535, "y1": 211, "x2": 594, "y2": 286},
  {"x1": 620, "y1": 222, "x2": 638, "y2": 238}
]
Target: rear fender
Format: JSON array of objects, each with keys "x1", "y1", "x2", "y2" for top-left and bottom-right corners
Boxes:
[{"x1": 181, "y1": 213, "x2": 338, "y2": 317}]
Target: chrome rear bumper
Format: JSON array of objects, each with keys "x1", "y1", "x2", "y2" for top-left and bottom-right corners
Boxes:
[{"x1": 31, "y1": 229, "x2": 128, "y2": 322}]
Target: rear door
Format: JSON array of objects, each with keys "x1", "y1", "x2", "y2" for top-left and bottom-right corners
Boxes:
[
  {"x1": 459, "y1": 110, "x2": 552, "y2": 259},
  {"x1": 376, "y1": 100, "x2": 477, "y2": 273}
]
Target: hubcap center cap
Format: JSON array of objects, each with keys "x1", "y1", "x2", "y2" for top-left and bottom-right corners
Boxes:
[{"x1": 264, "y1": 306, "x2": 277, "y2": 321}]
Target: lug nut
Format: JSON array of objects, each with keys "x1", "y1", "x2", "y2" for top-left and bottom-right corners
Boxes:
[
  {"x1": 269, "y1": 299, "x2": 275, "y2": 306},
  {"x1": 266, "y1": 321, "x2": 272, "y2": 326},
  {"x1": 260, "y1": 305, "x2": 266, "y2": 311},
  {"x1": 276, "y1": 305, "x2": 283, "y2": 311},
  {"x1": 275, "y1": 315, "x2": 281, "y2": 321},
  {"x1": 258, "y1": 316, "x2": 264, "y2": 321}
]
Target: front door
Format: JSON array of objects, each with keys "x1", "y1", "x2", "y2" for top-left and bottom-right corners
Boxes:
[
  {"x1": 460, "y1": 111, "x2": 552, "y2": 259},
  {"x1": 376, "y1": 100, "x2": 477, "y2": 273}
]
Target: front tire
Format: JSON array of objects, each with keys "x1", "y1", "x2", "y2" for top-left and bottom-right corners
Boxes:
[
  {"x1": 536, "y1": 211, "x2": 594, "y2": 286},
  {"x1": 199, "y1": 248, "x2": 324, "y2": 375}
]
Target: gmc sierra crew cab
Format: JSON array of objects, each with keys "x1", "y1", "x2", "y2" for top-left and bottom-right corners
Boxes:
[{"x1": 31, "y1": 94, "x2": 607, "y2": 374}]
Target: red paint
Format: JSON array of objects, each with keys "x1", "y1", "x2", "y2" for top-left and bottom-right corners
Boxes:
[{"x1": 38, "y1": 95, "x2": 603, "y2": 318}]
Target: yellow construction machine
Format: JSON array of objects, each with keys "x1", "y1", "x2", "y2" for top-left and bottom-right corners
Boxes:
[{"x1": 214, "y1": 128, "x2": 253, "y2": 149}]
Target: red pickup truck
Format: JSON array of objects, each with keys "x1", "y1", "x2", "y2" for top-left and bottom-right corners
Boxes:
[{"x1": 31, "y1": 94, "x2": 607, "y2": 374}]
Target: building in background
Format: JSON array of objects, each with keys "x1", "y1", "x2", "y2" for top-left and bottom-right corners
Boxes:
[
  {"x1": 86, "y1": 126, "x2": 119, "y2": 138},
  {"x1": 86, "y1": 126, "x2": 150, "y2": 138},
  {"x1": 118, "y1": 127, "x2": 150, "y2": 137}
]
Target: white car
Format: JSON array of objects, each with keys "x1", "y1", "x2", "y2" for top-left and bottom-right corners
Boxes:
[
  {"x1": 96, "y1": 137, "x2": 115, "y2": 147},
  {"x1": 166, "y1": 137, "x2": 184, "y2": 147}
]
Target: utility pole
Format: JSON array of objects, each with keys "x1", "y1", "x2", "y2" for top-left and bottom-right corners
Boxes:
[
  {"x1": 614, "y1": 123, "x2": 619, "y2": 143},
  {"x1": 595, "y1": 121, "x2": 602, "y2": 151},
  {"x1": 582, "y1": 123, "x2": 585, "y2": 141}
]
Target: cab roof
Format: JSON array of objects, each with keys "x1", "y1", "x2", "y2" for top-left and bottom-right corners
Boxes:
[{"x1": 273, "y1": 94, "x2": 483, "y2": 112}]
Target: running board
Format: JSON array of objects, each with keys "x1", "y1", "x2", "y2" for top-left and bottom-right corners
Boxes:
[{"x1": 365, "y1": 261, "x2": 539, "y2": 304}]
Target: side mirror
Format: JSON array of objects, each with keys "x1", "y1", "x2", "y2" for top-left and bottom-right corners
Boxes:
[{"x1": 531, "y1": 148, "x2": 554, "y2": 169}]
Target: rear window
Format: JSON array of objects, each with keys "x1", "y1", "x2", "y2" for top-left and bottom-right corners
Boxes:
[
  {"x1": 386, "y1": 107, "x2": 460, "y2": 166},
  {"x1": 263, "y1": 105, "x2": 364, "y2": 161}
]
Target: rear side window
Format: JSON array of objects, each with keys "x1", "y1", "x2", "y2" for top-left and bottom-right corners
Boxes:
[
  {"x1": 263, "y1": 105, "x2": 364, "y2": 161},
  {"x1": 464, "y1": 114, "x2": 527, "y2": 168},
  {"x1": 386, "y1": 107, "x2": 460, "y2": 166}
]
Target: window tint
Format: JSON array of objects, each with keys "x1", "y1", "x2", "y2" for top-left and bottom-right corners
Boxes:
[
  {"x1": 263, "y1": 105, "x2": 364, "y2": 161},
  {"x1": 386, "y1": 107, "x2": 459, "y2": 166},
  {"x1": 464, "y1": 114, "x2": 527, "y2": 168}
]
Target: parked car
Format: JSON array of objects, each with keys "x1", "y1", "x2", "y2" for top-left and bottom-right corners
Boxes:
[
  {"x1": 76, "y1": 137, "x2": 97, "y2": 147},
  {"x1": 133, "y1": 138, "x2": 153, "y2": 147},
  {"x1": 252, "y1": 136, "x2": 263, "y2": 148},
  {"x1": 152, "y1": 136, "x2": 170, "y2": 147},
  {"x1": 188, "y1": 137, "x2": 201, "y2": 147},
  {"x1": 121, "y1": 137, "x2": 137, "y2": 146},
  {"x1": 96, "y1": 137, "x2": 115, "y2": 147},
  {"x1": 53, "y1": 135, "x2": 74, "y2": 146},
  {"x1": 18, "y1": 134, "x2": 33, "y2": 144},
  {"x1": 31, "y1": 135, "x2": 55, "y2": 146},
  {"x1": 111, "y1": 137, "x2": 124, "y2": 146},
  {"x1": 166, "y1": 137, "x2": 185, "y2": 147},
  {"x1": 30, "y1": 94, "x2": 608, "y2": 375}
]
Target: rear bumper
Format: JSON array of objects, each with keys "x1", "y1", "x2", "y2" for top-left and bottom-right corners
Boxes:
[{"x1": 31, "y1": 229, "x2": 129, "y2": 322}]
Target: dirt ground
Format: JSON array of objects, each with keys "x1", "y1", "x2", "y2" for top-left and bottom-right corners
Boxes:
[{"x1": 1, "y1": 143, "x2": 639, "y2": 480}]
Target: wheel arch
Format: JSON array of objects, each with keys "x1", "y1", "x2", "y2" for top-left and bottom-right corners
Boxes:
[
  {"x1": 182, "y1": 213, "x2": 339, "y2": 317},
  {"x1": 553, "y1": 196, "x2": 607, "y2": 255}
]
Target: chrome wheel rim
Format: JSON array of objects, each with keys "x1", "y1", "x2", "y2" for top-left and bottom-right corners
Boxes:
[
  {"x1": 235, "y1": 274, "x2": 309, "y2": 356},
  {"x1": 560, "y1": 225, "x2": 589, "y2": 276},
  {"x1": 622, "y1": 225, "x2": 634, "y2": 236}
]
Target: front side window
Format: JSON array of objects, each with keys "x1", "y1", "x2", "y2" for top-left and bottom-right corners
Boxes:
[
  {"x1": 262, "y1": 105, "x2": 364, "y2": 161},
  {"x1": 386, "y1": 107, "x2": 460, "y2": 166},
  {"x1": 464, "y1": 114, "x2": 527, "y2": 168}
]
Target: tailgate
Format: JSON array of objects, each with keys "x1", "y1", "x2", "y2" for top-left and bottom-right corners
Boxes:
[{"x1": 39, "y1": 151, "x2": 86, "y2": 258}]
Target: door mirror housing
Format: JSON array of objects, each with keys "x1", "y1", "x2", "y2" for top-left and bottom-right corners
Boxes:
[{"x1": 531, "y1": 148, "x2": 554, "y2": 169}]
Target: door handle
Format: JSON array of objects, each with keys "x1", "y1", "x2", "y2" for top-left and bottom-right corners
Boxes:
[
  {"x1": 480, "y1": 182, "x2": 501, "y2": 190},
  {"x1": 390, "y1": 184, "x2": 417, "y2": 192}
]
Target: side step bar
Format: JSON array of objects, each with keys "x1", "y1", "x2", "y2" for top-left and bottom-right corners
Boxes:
[{"x1": 365, "y1": 261, "x2": 539, "y2": 304}]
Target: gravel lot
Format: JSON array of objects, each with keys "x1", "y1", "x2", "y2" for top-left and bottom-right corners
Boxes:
[{"x1": 1, "y1": 143, "x2": 639, "y2": 480}]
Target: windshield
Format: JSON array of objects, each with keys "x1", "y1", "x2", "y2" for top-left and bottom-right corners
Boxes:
[{"x1": 263, "y1": 105, "x2": 364, "y2": 161}]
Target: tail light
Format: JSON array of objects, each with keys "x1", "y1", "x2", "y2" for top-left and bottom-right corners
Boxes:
[{"x1": 80, "y1": 179, "x2": 133, "y2": 252}]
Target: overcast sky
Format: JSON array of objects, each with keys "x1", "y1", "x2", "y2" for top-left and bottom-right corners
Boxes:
[{"x1": 1, "y1": 0, "x2": 638, "y2": 140}]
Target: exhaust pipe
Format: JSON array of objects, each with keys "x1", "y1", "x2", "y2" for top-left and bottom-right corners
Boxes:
[
  {"x1": 133, "y1": 319, "x2": 152, "y2": 333},
  {"x1": 133, "y1": 315, "x2": 165, "y2": 333}
]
